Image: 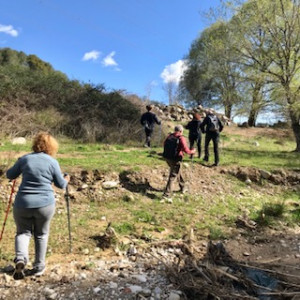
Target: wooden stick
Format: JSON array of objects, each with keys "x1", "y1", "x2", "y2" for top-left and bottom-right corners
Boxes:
[{"x1": 237, "y1": 262, "x2": 300, "y2": 279}]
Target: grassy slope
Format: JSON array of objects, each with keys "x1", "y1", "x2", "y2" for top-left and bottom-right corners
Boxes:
[{"x1": 0, "y1": 126, "x2": 299, "y2": 262}]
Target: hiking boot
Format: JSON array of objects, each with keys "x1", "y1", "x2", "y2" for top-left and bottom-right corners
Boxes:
[
  {"x1": 203, "y1": 157, "x2": 208, "y2": 162},
  {"x1": 13, "y1": 260, "x2": 25, "y2": 280},
  {"x1": 212, "y1": 163, "x2": 219, "y2": 167},
  {"x1": 180, "y1": 187, "x2": 188, "y2": 194},
  {"x1": 28, "y1": 266, "x2": 46, "y2": 277}
]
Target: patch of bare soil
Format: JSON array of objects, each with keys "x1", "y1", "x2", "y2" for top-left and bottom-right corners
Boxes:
[{"x1": 223, "y1": 125, "x2": 293, "y2": 140}]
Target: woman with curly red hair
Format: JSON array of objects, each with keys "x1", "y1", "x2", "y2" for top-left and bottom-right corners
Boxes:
[{"x1": 6, "y1": 132, "x2": 70, "y2": 280}]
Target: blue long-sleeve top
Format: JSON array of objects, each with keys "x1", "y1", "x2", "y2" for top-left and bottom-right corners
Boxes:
[{"x1": 6, "y1": 152, "x2": 68, "y2": 208}]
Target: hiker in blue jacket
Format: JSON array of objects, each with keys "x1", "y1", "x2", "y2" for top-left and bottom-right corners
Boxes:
[
  {"x1": 140, "y1": 105, "x2": 161, "y2": 148},
  {"x1": 200, "y1": 110, "x2": 224, "y2": 166},
  {"x1": 6, "y1": 132, "x2": 70, "y2": 280}
]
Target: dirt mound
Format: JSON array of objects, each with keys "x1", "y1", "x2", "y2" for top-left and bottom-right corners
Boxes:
[{"x1": 223, "y1": 166, "x2": 300, "y2": 187}]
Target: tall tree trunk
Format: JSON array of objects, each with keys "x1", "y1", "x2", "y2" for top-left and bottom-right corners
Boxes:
[
  {"x1": 224, "y1": 103, "x2": 232, "y2": 119},
  {"x1": 248, "y1": 108, "x2": 258, "y2": 127},
  {"x1": 248, "y1": 81, "x2": 263, "y2": 127},
  {"x1": 290, "y1": 110, "x2": 300, "y2": 152}
]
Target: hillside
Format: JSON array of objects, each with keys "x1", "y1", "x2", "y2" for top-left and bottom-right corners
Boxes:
[{"x1": 0, "y1": 126, "x2": 299, "y2": 299}]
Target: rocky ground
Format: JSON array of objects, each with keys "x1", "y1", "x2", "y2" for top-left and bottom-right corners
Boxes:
[
  {"x1": 1, "y1": 229, "x2": 300, "y2": 299},
  {"x1": 0, "y1": 133, "x2": 299, "y2": 299}
]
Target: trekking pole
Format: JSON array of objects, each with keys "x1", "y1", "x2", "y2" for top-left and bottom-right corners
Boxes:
[
  {"x1": 0, "y1": 179, "x2": 16, "y2": 243},
  {"x1": 64, "y1": 183, "x2": 72, "y2": 253}
]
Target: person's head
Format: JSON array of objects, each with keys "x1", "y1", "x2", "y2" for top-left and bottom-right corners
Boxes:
[
  {"x1": 193, "y1": 113, "x2": 201, "y2": 120},
  {"x1": 174, "y1": 124, "x2": 184, "y2": 134},
  {"x1": 146, "y1": 104, "x2": 153, "y2": 111},
  {"x1": 32, "y1": 132, "x2": 59, "y2": 157}
]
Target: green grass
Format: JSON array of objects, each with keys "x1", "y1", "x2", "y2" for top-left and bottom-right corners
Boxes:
[{"x1": 0, "y1": 127, "x2": 299, "y2": 264}]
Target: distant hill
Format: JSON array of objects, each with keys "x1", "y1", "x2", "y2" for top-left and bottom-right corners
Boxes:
[{"x1": 0, "y1": 48, "x2": 142, "y2": 143}]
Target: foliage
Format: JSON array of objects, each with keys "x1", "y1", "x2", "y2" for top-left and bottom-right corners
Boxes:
[
  {"x1": 181, "y1": 21, "x2": 243, "y2": 118},
  {"x1": 0, "y1": 48, "x2": 143, "y2": 143},
  {"x1": 180, "y1": 0, "x2": 300, "y2": 151}
]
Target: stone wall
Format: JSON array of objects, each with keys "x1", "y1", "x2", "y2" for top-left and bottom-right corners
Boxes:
[{"x1": 152, "y1": 104, "x2": 231, "y2": 125}]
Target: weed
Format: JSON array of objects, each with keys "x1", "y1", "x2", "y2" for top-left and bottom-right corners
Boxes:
[
  {"x1": 208, "y1": 226, "x2": 227, "y2": 240},
  {"x1": 262, "y1": 202, "x2": 285, "y2": 217},
  {"x1": 114, "y1": 222, "x2": 135, "y2": 234},
  {"x1": 254, "y1": 202, "x2": 285, "y2": 226},
  {"x1": 133, "y1": 210, "x2": 157, "y2": 224}
]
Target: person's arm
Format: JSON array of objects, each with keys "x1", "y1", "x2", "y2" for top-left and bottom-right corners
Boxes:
[
  {"x1": 140, "y1": 114, "x2": 145, "y2": 125},
  {"x1": 6, "y1": 158, "x2": 22, "y2": 180},
  {"x1": 51, "y1": 160, "x2": 68, "y2": 189},
  {"x1": 200, "y1": 117, "x2": 207, "y2": 134},
  {"x1": 218, "y1": 118, "x2": 224, "y2": 132},
  {"x1": 154, "y1": 114, "x2": 161, "y2": 125},
  {"x1": 179, "y1": 136, "x2": 195, "y2": 155},
  {"x1": 185, "y1": 122, "x2": 191, "y2": 130}
]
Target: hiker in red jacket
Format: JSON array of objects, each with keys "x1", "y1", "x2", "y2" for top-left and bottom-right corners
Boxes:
[{"x1": 162, "y1": 125, "x2": 195, "y2": 198}]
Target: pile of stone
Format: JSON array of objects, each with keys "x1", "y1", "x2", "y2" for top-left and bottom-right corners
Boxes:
[{"x1": 152, "y1": 104, "x2": 231, "y2": 125}]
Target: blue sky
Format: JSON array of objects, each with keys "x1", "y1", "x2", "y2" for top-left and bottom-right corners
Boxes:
[{"x1": 1, "y1": 0, "x2": 221, "y2": 103}]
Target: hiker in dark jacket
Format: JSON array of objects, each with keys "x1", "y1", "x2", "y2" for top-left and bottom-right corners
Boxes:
[
  {"x1": 185, "y1": 113, "x2": 202, "y2": 159},
  {"x1": 140, "y1": 105, "x2": 161, "y2": 148},
  {"x1": 200, "y1": 110, "x2": 224, "y2": 166},
  {"x1": 163, "y1": 125, "x2": 195, "y2": 198}
]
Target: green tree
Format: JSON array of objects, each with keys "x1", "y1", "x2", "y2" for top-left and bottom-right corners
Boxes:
[
  {"x1": 231, "y1": 0, "x2": 300, "y2": 151},
  {"x1": 181, "y1": 21, "x2": 242, "y2": 118}
]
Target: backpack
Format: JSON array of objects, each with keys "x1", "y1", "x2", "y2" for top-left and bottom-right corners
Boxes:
[
  {"x1": 163, "y1": 134, "x2": 180, "y2": 161},
  {"x1": 208, "y1": 115, "x2": 220, "y2": 132}
]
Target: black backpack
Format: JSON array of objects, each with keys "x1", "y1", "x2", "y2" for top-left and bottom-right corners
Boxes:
[
  {"x1": 163, "y1": 134, "x2": 180, "y2": 161},
  {"x1": 208, "y1": 115, "x2": 220, "y2": 132}
]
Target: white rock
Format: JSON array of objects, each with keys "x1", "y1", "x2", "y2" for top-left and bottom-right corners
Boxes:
[
  {"x1": 102, "y1": 181, "x2": 119, "y2": 189},
  {"x1": 245, "y1": 178, "x2": 252, "y2": 185},
  {"x1": 128, "y1": 285, "x2": 143, "y2": 293},
  {"x1": 109, "y1": 281, "x2": 118, "y2": 289},
  {"x1": 127, "y1": 244, "x2": 137, "y2": 256},
  {"x1": 154, "y1": 286, "x2": 162, "y2": 297},
  {"x1": 259, "y1": 169, "x2": 271, "y2": 179},
  {"x1": 93, "y1": 286, "x2": 101, "y2": 294},
  {"x1": 78, "y1": 272, "x2": 87, "y2": 280},
  {"x1": 48, "y1": 293, "x2": 58, "y2": 300},
  {"x1": 168, "y1": 291, "x2": 181, "y2": 300},
  {"x1": 81, "y1": 184, "x2": 89, "y2": 189},
  {"x1": 44, "y1": 287, "x2": 56, "y2": 296},
  {"x1": 12, "y1": 137, "x2": 26, "y2": 145},
  {"x1": 100, "y1": 216, "x2": 106, "y2": 221},
  {"x1": 132, "y1": 274, "x2": 147, "y2": 282},
  {"x1": 82, "y1": 248, "x2": 89, "y2": 255}
]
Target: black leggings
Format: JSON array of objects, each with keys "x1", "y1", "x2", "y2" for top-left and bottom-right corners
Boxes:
[{"x1": 189, "y1": 134, "x2": 201, "y2": 158}]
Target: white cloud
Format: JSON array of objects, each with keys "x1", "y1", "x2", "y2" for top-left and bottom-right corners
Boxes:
[
  {"x1": 160, "y1": 59, "x2": 188, "y2": 84},
  {"x1": 82, "y1": 50, "x2": 101, "y2": 61},
  {"x1": 102, "y1": 51, "x2": 118, "y2": 67},
  {"x1": 0, "y1": 24, "x2": 18, "y2": 37}
]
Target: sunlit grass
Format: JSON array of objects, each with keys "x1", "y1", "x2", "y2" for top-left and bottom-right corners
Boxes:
[{"x1": 0, "y1": 127, "x2": 299, "y2": 265}]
